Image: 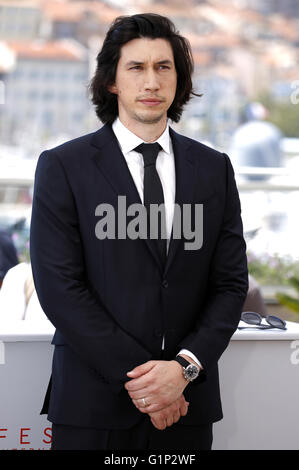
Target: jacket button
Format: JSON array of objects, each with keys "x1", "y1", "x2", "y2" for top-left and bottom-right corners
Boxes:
[{"x1": 162, "y1": 279, "x2": 169, "y2": 288}]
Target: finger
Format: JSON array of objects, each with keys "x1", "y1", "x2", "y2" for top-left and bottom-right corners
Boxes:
[
  {"x1": 136, "y1": 397, "x2": 152, "y2": 410},
  {"x1": 136, "y1": 403, "x2": 166, "y2": 414},
  {"x1": 128, "y1": 386, "x2": 175, "y2": 406},
  {"x1": 126, "y1": 361, "x2": 156, "y2": 379},
  {"x1": 127, "y1": 387, "x2": 152, "y2": 399},
  {"x1": 179, "y1": 400, "x2": 189, "y2": 417},
  {"x1": 171, "y1": 403, "x2": 181, "y2": 423},
  {"x1": 132, "y1": 396, "x2": 165, "y2": 414},
  {"x1": 125, "y1": 374, "x2": 152, "y2": 392},
  {"x1": 132, "y1": 399, "x2": 143, "y2": 410},
  {"x1": 179, "y1": 401, "x2": 188, "y2": 416},
  {"x1": 164, "y1": 401, "x2": 180, "y2": 426},
  {"x1": 173, "y1": 410, "x2": 180, "y2": 423},
  {"x1": 132, "y1": 395, "x2": 176, "y2": 413},
  {"x1": 166, "y1": 414, "x2": 174, "y2": 427},
  {"x1": 131, "y1": 395, "x2": 153, "y2": 411},
  {"x1": 151, "y1": 417, "x2": 166, "y2": 431}
]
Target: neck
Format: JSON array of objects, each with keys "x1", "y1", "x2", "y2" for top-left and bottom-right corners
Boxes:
[{"x1": 118, "y1": 115, "x2": 167, "y2": 142}]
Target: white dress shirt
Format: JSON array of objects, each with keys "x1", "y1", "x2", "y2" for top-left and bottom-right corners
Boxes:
[{"x1": 112, "y1": 118, "x2": 202, "y2": 369}]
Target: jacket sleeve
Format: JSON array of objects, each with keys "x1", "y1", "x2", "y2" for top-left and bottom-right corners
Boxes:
[
  {"x1": 178, "y1": 153, "x2": 248, "y2": 375},
  {"x1": 30, "y1": 150, "x2": 152, "y2": 393}
]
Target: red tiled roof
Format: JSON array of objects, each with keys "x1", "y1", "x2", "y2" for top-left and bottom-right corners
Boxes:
[
  {"x1": 186, "y1": 31, "x2": 241, "y2": 48},
  {"x1": 40, "y1": 0, "x2": 122, "y2": 24},
  {"x1": 6, "y1": 39, "x2": 85, "y2": 61},
  {"x1": 267, "y1": 15, "x2": 299, "y2": 41}
]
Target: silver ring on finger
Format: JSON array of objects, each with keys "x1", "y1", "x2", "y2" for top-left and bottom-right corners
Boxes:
[{"x1": 141, "y1": 397, "x2": 148, "y2": 407}]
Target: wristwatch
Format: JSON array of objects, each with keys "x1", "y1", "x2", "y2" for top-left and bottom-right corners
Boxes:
[{"x1": 174, "y1": 355, "x2": 200, "y2": 382}]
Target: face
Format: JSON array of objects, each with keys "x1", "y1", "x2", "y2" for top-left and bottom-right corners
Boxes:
[{"x1": 109, "y1": 37, "x2": 177, "y2": 129}]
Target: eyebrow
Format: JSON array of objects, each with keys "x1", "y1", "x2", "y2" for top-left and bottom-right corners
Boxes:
[{"x1": 125, "y1": 59, "x2": 173, "y2": 67}]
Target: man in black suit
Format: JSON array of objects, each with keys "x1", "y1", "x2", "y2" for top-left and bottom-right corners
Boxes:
[{"x1": 30, "y1": 13, "x2": 248, "y2": 450}]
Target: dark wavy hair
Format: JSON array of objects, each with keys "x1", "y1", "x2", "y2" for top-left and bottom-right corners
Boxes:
[{"x1": 88, "y1": 13, "x2": 201, "y2": 124}]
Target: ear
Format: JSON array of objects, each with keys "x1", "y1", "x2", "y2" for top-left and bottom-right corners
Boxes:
[{"x1": 108, "y1": 83, "x2": 118, "y2": 94}]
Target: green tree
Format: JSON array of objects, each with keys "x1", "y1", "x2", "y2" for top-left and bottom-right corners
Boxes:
[
  {"x1": 258, "y1": 93, "x2": 299, "y2": 138},
  {"x1": 276, "y1": 277, "x2": 299, "y2": 314}
]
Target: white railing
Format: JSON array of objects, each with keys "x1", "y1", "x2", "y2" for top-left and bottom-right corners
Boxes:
[{"x1": 235, "y1": 166, "x2": 299, "y2": 191}]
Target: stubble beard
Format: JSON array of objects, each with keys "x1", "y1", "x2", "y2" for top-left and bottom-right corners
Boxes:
[{"x1": 132, "y1": 111, "x2": 165, "y2": 125}]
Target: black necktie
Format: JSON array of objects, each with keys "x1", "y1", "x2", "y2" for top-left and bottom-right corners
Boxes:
[{"x1": 134, "y1": 142, "x2": 167, "y2": 265}]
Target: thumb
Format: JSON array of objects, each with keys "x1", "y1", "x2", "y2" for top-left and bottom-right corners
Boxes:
[{"x1": 127, "y1": 360, "x2": 156, "y2": 378}]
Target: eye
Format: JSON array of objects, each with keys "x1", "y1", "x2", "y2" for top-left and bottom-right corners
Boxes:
[
  {"x1": 129, "y1": 65, "x2": 142, "y2": 70},
  {"x1": 157, "y1": 65, "x2": 171, "y2": 71}
]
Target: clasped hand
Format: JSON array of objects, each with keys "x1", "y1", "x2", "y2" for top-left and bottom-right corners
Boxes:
[{"x1": 124, "y1": 360, "x2": 189, "y2": 430}]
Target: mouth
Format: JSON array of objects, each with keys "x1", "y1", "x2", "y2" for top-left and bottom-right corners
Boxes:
[{"x1": 139, "y1": 99, "x2": 162, "y2": 107}]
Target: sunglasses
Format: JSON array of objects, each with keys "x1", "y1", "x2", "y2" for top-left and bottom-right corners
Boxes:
[{"x1": 238, "y1": 311, "x2": 287, "y2": 330}]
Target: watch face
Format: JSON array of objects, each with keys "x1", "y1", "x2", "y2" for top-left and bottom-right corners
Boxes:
[{"x1": 184, "y1": 364, "x2": 199, "y2": 381}]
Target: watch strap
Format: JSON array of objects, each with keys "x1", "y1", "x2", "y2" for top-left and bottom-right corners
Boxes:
[{"x1": 174, "y1": 355, "x2": 191, "y2": 369}]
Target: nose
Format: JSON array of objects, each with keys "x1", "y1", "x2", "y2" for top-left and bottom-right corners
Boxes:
[{"x1": 143, "y1": 68, "x2": 160, "y2": 91}]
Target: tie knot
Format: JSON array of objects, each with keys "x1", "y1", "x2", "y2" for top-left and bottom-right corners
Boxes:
[{"x1": 134, "y1": 143, "x2": 162, "y2": 167}]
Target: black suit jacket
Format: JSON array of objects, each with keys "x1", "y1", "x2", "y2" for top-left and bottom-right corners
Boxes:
[{"x1": 30, "y1": 123, "x2": 248, "y2": 429}]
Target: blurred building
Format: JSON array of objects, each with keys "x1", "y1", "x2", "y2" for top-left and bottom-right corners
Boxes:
[
  {"x1": 41, "y1": 0, "x2": 122, "y2": 46},
  {"x1": 0, "y1": 39, "x2": 91, "y2": 145},
  {"x1": 0, "y1": 0, "x2": 42, "y2": 40},
  {"x1": 237, "y1": 0, "x2": 299, "y2": 18},
  {"x1": 0, "y1": 0, "x2": 299, "y2": 149},
  {"x1": 0, "y1": 0, "x2": 122, "y2": 44}
]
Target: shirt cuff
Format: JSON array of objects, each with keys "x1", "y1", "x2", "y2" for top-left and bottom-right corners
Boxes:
[{"x1": 178, "y1": 349, "x2": 203, "y2": 369}]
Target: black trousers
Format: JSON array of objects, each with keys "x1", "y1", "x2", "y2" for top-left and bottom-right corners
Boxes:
[{"x1": 51, "y1": 417, "x2": 213, "y2": 450}]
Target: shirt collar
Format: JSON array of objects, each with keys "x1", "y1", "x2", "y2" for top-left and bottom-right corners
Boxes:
[{"x1": 112, "y1": 117, "x2": 171, "y2": 155}]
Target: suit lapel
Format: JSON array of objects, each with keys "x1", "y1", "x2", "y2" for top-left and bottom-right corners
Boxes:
[
  {"x1": 163, "y1": 127, "x2": 196, "y2": 277},
  {"x1": 91, "y1": 124, "x2": 141, "y2": 207}
]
